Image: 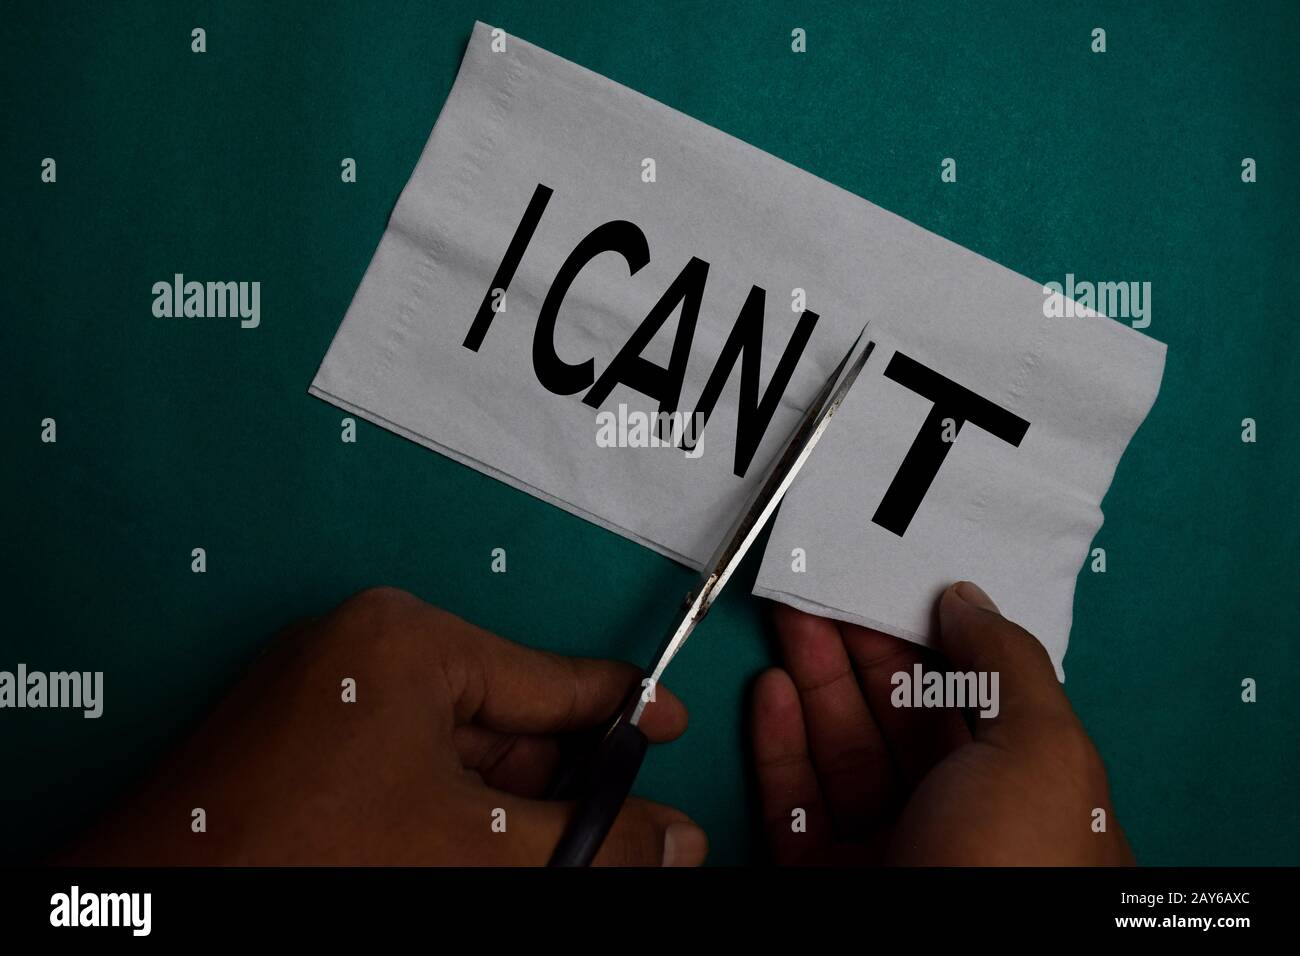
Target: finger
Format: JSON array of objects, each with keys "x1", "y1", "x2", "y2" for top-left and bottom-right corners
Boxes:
[
  {"x1": 404, "y1": 603, "x2": 687, "y2": 740},
  {"x1": 751, "y1": 668, "x2": 832, "y2": 864},
  {"x1": 937, "y1": 582, "x2": 1078, "y2": 747},
  {"x1": 469, "y1": 792, "x2": 707, "y2": 866},
  {"x1": 772, "y1": 604, "x2": 895, "y2": 837},
  {"x1": 838, "y1": 624, "x2": 970, "y2": 787},
  {"x1": 594, "y1": 797, "x2": 708, "y2": 867},
  {"x1": 454, "y1": 725, "x2": 560, "y2": 798},
  {"x1": 465, "y1": 639, "x2": 687, "y2": 740}
]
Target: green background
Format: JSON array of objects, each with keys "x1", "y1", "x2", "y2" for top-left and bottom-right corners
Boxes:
[{"x1": 4, "y1": 0, "x2": 1297, "y2": 865}]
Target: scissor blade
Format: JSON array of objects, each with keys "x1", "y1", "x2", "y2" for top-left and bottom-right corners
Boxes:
[
  {"x1": 702, "y1": 327, "x2": 874, "y2": 599},
  {"x1": 633, "y1": 327, "x2": 874, "y2": 710}
]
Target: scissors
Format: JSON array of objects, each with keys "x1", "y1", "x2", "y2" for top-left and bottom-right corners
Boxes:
[{"x1": 547, "y1": 327, "x2": 875, "y2": 866}]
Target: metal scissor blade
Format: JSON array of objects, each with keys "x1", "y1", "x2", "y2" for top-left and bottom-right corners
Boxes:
[
  {"x1": 632, "y1": 326, "x2": 874, "y2": 716},
  {"x1": 700, "y1": 325, "x2": 872, "y2": 596}
]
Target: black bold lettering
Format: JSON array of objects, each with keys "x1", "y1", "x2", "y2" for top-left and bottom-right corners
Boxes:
[
  {"x1": 533, "y1": 221, "x2": 651, "y2": 395},
  {"x1": 692, "y1": 290, "x2": 819, "y2": 478},
  {"x1": 872, "y1": 352, "x2": 1029, "y2": 536},
  {"x1": 463, "y1": 183, "x2": 553, "y2": 352},
  {"x1": 582, "y1": 256, "x2": 710, "y2": 431}
]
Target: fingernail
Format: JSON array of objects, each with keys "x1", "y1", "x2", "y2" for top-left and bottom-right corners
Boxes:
[
  {"x1": 954, "y1": 581, "x2": 999, "y2": 613},
  {"x1": 662, "y1": 822, "x2": 708, "y2": 867}
]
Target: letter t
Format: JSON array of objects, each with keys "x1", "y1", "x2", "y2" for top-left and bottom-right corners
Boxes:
[{"x1": 872, "y1": 352, "x2": 1029, "y2": 536}]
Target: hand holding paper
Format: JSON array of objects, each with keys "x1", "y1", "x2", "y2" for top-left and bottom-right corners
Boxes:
[{"x1": 753, "y1": 585, "x2": 1134, "y2": 864}]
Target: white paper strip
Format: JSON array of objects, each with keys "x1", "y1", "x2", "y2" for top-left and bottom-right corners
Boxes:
[{"x1": 310, "y1": 22, "x2": 1165, "y2": 677}]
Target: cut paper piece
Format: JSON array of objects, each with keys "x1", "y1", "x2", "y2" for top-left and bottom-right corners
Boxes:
[
  {"x1": 753, "y1": 317, "x2": 1164, "y2": 680},
  {"x1": 310, "y1": 22, "x2": 1165, "y2": 678}
]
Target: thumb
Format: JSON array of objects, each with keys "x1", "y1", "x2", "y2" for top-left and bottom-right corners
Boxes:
[{"x1": 937, "y1": 582, "x2": 1077, "y2": 745}]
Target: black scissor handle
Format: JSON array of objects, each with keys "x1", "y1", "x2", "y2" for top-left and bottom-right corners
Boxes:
[{"x1": 547, "y1": 694, "x2": 649, "y2": 867}]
